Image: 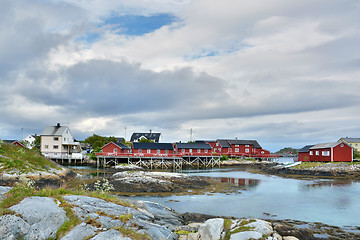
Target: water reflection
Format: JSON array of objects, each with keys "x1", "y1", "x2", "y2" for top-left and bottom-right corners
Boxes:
[
  {"x1": 210, "y1": 177, "x2": 260, "y2": 190},
  {"x1": 302, "y1": 180, "x2": 354, "y2": 190}
]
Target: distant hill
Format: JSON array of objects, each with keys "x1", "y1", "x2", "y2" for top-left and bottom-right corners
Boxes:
[{"x1": 275, "y1": 147, "x2": 298, "y2": 155}]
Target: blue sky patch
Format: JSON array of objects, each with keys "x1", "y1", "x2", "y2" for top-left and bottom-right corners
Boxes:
[{"x1": 103, "y1": 13, "x2": 177, "y2": 36}]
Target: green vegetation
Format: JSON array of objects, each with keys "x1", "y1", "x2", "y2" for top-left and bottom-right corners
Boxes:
[
  {"x1": 220, "y1": 154, "x2": 229, "y2": 161},
  {"x1": 0, "y1": 142, "x2": 60, "y2": 174},
  {"x1": 84, "y1": 134, "x2": 117, "y2": 152},
  {"x1": 138, "y1": 138, "x2": 154, "y2": 143},
  {"x1": 175, "y1": 230, "x2": 193, "y2": 235},
  {"x1": 353, "y1": 149, "x2": 360, "y2": 159},
  {"x1": 113, "y1": 226, "x2": 151, "y2": 240},
  {"x1": 293, "y1": 162, "x2": 326, "y2": 169}
]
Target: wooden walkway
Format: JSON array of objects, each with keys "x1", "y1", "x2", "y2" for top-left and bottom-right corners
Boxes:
[{"x1": 95, "y1": 155, "x2": 221, "y2": 169}]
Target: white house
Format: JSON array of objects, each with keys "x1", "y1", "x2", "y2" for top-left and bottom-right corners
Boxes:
[{"x1": 40, "y1": 123, "x2": 81, "y2": 157}]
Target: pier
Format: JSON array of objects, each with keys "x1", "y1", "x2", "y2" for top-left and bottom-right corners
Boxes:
[{"x1": 95, "y1": 155, "x2": 221, "y2": 169}]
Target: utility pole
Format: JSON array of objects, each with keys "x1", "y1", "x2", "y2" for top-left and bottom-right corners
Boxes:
[
  {"x1": 190, "y1": 128, "x2": 193, "y2": 142},
  {"x1": 124, "y1": 126, "x2": 127, "y2": 141}
]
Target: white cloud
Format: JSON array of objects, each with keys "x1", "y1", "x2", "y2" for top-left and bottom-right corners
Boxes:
[{"x1": 1, "y1": 0, "x2": 360, "y2": 151}]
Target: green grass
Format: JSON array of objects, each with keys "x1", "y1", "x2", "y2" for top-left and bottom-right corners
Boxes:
[
  {"x1": 0, "y1": 142, "x2": 60, "y2": 174},
  {"x1": 293, "y1": 161, "x2": 360, "y2": 170},
  {"x1": 113, "y1": 226, "x2": 151, "y2": 240}
]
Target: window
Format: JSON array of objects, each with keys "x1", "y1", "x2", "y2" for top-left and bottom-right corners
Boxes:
[
  {"x1": 45, "y1": 145, "x2": 49, "y2": 149},
  {"x1": 182, "y1": 149, "x2": 185, "y2": 153},
  {"x1": 216, "y1": 142, "x2": 219, "y2": 146},
  {"x1": 205, "y1": 149, "x2": 208, "y2": 153},
  {"x1": 316, "y1": 151, "x2": 319, "y2": 155},
  {"x1": 322, "y1": 151, "x2": 330, "y2": 156},
  {"x1": 147, "y1": 149, "x2": 151, "y2": 153},
  {"x1": 139, "y1": 149, "x2": 142, "y2": 153},
  {"x1": 54, "y1": 137, "x2": 59, "y2": 141},
  {"x1": 166, "y1": 150, "x2": 168, "y2": 154},
  {"x1": 53, "y1": 145, "x2": 58, "y2": 149},
  {"x1": 310, "y1": 151, "x2": 313, "y2": 155},
  {"x1": 157, "y1": 149, "x2": 160, "y2": 153},
  {"x1": 245, "y1": 145, "x2": 250, "y2": 147},
  {"x1": 235, "y1": 145, "x2": 239, "y2": 147},
  {"x1": 114, "y1": 148, "x2": 118, "y2": 153},
  {"x1": 245, "y1": 149, "x2": 249, "y2": 153},
  {"x1": 341, "y1": 144, "x2": 344, "y2": 147},
  {"x1": 235, "y1": 148, "x2": 239, "y2": 152},
  {"x1": 189, "y1": 149, "x2": 192, "y2": 153},
  {"x1": 261, "y1": 151, "x2": 264, "y2": 154},
  {"x1": 197, "y1": 149, "x2": 201, "y2": 153}
]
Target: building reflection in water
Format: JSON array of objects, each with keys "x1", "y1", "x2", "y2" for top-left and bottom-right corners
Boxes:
[{"x1": 211, "y1": 177, "x2": 260, "y2": 190}]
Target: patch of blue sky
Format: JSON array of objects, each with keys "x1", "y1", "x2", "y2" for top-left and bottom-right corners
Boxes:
[
  {"x1": 74, "y1": 32, "x2": 101, "y2": 45},
  {"x1": 102, "y1": 13, "x2": 177, "y2": 36},
  {"x1": 185, "y1": 42, "x2": 252, "y2": 60}
]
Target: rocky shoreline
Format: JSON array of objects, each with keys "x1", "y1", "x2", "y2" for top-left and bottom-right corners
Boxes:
[
  {"x1": 263, "y1": 162, "x2": 360, "y2": 178},
  {"x1": 1, "y1": 186, "x2": 358, "y2": 240}
]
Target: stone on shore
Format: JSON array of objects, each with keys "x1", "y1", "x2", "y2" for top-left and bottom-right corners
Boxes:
[
  {"x1": 61, "y1": 222, "x2": 99, "y2": 240},
  {"x1": 198, "y1": 218, "x2": 224, "y2": 240},
  {"x1": 9, "y1": 196, "x2": 68, "y2": 239}
]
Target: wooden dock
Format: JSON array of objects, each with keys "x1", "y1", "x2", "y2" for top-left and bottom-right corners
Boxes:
[{"x1": 95, "y1": 155, "x2": 221, "y2": 169}]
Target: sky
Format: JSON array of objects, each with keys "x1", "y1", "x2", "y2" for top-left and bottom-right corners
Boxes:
[{"x1": 1, "y1": 0, "x2": 360, "y2": 152}]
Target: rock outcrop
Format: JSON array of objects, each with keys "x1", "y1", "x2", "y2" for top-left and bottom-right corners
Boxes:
[{"x1": 110, "y1": 171, "x2": 210, "y2": 193}]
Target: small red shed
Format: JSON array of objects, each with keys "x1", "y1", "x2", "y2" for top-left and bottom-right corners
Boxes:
[
  {"x1": 101, "y1": 142, "x2": 131, "y2": 156},
  {"x1": 309, "y1": 142, "x2": 353, "y2": 162}
]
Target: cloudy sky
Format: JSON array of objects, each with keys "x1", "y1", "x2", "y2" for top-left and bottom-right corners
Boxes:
[{"x1": 1, "y1": 0, "x2": 360, "y2": 151}]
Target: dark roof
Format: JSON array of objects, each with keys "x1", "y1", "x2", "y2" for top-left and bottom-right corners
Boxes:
[
  {"x1": 41, "y1": 123, "x2": 69, "y2": 136},
  {"x1": 298, "y1": 145, "x2": 315, "y2": 153},
  {"x1": 132, "y1": 142, "x2": 173, "y2": 150},
  {"x1": 227, "y1": 140, "x2": 262, "y2": 148},
  {"x1": 113, "y1": 142, "x2": 131, "y2": 150},
  {"x1": 175, "y1": 142, "x2": 212, "y2": 149},
  {"x1": 130, "y1": 133, "x2": 161, "y2": 142},
  {"x1": 217, "y1": 139, "x2": 231, "y2": 148}
]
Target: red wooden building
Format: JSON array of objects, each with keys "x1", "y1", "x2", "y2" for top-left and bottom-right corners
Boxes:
[
  {"x1": 132, "y1": 142, "x2": 175, "y2": 157},
  {"x1": 101, "y1": 142, "x2": 131, "y2": 156},
  {"x1": 301, "y1": 142, "x2": 353, "y2": 162},
  {"x1": 212, "y1": 139, "x2": 270, "y2": 157},
  {"x1": 174, "y1": 142, "x2": 213, "y2": 156},
  {"x1": 297, "y1": 145, "x2": 315, "y2": 162}
]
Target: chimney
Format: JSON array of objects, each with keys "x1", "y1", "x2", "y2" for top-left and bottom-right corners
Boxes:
[
  {"x1": 149, "y1": 129, "x2": 152, "y2": 134},
  {"x1": 56, "y1": 123, "x2": 60, "y2": 127}
]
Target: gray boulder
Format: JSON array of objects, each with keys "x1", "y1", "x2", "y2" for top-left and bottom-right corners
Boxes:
[
  {"x1": 198, "y1": 218, "x2": 224, "y2": 240},
  {"x1": 63, "y1": 195, "x2": 152, "y2": 221},
  {"x1": 90, "y1": 229, "x2": 131, "y2": 240},
  {"x1": 10, "y1": 196, "x2": 67, "y2": 240},
  {"x1": 139, "y1": 200, "x2": 185, "y2": 231},
  {"x1": 230, "y1": 231, "x2": 263, "y2": 240},
  {"x1": 61, "y1": 223, "x2": 99, "y2": 240},
  {"x1": 0, "y1": 214, "x2": 30, "y2": 240}
]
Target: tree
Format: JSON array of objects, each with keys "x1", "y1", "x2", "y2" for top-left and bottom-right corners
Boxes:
[
  {"x1": 84, "y1": 134, "x2": 117, "y2": 152},
  {"x1": 138, "y1": 138, "x2": 154, "y2": 143}
]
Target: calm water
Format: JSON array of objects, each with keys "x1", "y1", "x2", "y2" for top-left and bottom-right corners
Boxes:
[{"x1": 132, "y1": 167, "x2": 360, "y2": 227}]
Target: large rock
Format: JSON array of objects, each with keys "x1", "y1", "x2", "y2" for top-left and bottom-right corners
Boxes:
[
  {"x1": 230, "y1": 231, "x2": 263, "y2": 240},
  {"x1": 63, "y1": 195, "x2": 152, "y2": 221},
  {"x1": 138, "y1": 201, "x2": 185, "y2": 231},
  {"x1": 245, "y1": 219, "x2": 273, "y2": 236},
  {"x1": 10, "y1": 196, "x2": 68, "y2": 240},
  {"x1": 0, "y1": 214, "x2": 30, "y2": 240},
  {"x1": 61, "y1": 222, "x2": 99, "y2": 240},
  {"x1": 198, "y1": 218, "x2": 224, "y2": 240},
  {"x1": 63, "y1": 195, "x2": 178, "y2": 240},
  {"x1": 90, "y1": 229, "x2": 132, "y2": 240}
]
